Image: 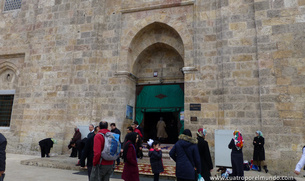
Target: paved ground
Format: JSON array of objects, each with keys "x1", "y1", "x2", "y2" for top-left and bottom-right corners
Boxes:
[
  {"x1": 4, "y1": 153, "x2": 305, "y2": 181},
  {"x1": 5, "y1": 153, "x2": 122, "y2": 181}
]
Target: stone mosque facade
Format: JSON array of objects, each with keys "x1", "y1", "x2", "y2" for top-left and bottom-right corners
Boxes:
[{"x1": 0, "y1": 0, "x2": 304, "y2": 174}]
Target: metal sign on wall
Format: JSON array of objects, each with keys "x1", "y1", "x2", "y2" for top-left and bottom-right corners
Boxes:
[{"x1": 190, "y1": 104, "x2": 201, "y2": 111}]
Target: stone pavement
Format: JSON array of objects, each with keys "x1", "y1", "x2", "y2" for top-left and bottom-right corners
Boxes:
[
  {"x1": 5, "y1": 153, "x2": 122, "y2": 181},
  {"x1": 5, "y1": 153, "x2": 305, "y2": 181}
]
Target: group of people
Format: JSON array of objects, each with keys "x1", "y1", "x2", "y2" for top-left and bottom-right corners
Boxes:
[
  {"x1": 169, "y1": 129, "x2": 269, "y2": 181},
  {"x1": 169, "y1": 128, "x2": 213, "y2": 181},
  {"x1": 35, "y1": 123, "x2": 305, "y2": 181},
  {"x1": 73, "y1": 121, "x2": 144, "y2": 181},
  {"x1": 227, "y1": 130, "x2": 268, "y2": 180}
]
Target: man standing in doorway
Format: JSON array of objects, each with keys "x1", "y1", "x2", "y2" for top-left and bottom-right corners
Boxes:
[
  {"x1": 0, "y1": 133, "x2": 7, "y2": 181},
  {"x1": 156, "y1": 117, "x2": 168, "y2": 143},
  {"x1": 91, "y1": 121, "x2": 114, "y2": 181},
  {"x1": 110, "y1": 123, "x2": 121, "y2": 166}
]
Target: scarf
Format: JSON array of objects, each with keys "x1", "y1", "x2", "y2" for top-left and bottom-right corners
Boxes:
[
  {"x1": 233, "y1": 131, "x2": 244, "y2": 150},
  {"x1": 256, "y1": 131, "x2": 263, "y2": 138},
  {"x1": 123, "y1": 132, "x2": 137, "y2": 162}
]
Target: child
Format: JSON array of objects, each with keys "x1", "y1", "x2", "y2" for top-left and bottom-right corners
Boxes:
[{"x1": 148, "y1": 141, "x2": 164, "y2": 181}]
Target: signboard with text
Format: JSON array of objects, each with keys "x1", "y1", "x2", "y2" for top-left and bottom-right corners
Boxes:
[{"x1": 190, "y1": 104, "x2": 201, "y2": 111}]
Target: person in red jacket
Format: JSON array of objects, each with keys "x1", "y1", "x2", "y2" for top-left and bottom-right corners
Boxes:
[
  {"x1": 122, "y1": 132, "x2": 139, "y2": 181},
  {"x1": 90, "y1": 121, "x2": 114, "y2": 181},
  {"x1": 132, "y1": 123, "x2": 143, "y2": 138}
]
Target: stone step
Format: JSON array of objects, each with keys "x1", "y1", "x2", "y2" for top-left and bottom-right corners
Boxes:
[
  {"x1": 20, "y1": 154, "x2": 177, "y2": 178},
  {"x1": 142, "y1": 148, "x2": 171, "y2": 159}
]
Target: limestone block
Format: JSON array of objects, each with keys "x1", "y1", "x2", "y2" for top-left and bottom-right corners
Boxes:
[
  {"x1": 298, "y1": 0, "x2": 305, "y2": 6},
  {"x1": 272, "y1": 50, "x2": 293, "y2": 59},
  {"x1": 284, "y1": 0, "x2": 298, "y2": 7},
  {"x1": 231, "y1": 55, "x2": 253, "y2": 62},
  {"x1": 279, "y1": 111, "x2": 303, "y2": 119},
  {"x1": 276, "y1": 77, "x2": 291, "y2": 85},
  {"x1": 229, "y1": 22, "x2": 247, "y2": 31},
  {"x1": 254, "y1": 1, "x2": 270, "y2": 11}
]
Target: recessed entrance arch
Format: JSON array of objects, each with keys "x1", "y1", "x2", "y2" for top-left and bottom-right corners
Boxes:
[{"x1": 130, "y1": 22, "x2": 185, "y2": 143}]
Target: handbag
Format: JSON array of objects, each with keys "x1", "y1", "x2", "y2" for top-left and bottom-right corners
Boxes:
[
  {"x1": 198, "y1": 173, "x2": 205, "y2": 181},
  {"x1": 89, "y1": 165, "x2": 101, "y2": 181}
]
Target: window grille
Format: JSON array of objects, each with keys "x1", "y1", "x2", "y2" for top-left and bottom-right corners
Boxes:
[
  {"x1": 0, "y1": 95, "x2": 14, "y2": 127},
  {"x1": 3, "y1": 0, "x2": 22, "y2": 11}
]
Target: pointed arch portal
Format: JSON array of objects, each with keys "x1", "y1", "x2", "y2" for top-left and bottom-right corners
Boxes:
[{"x1": 129, "y1": 22, "x2": 185, "y2": 142}]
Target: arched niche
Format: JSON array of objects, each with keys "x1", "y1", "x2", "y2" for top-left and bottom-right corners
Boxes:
[
  {"x1": 127, "y1": 22, "x2": 185, "y2": 75},
  {"x1": 133, "y1": 43, "x2": 184, "y2": 84},
  {"x1": 0, "y1": 62, "x2": 19, "y2": 90}
]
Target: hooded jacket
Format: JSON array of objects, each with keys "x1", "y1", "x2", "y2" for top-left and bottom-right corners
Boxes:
[
  {"x1": 92, "y1": 129, "x2": 114, "y2": 166},
  {"x1": 169, "y1": 134, "x2": 201, "y2": 180}
]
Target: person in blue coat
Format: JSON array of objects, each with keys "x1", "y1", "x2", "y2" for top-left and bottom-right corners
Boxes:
[{"x1": 169, "y1": 129, "x2": 201, "y2": 181}]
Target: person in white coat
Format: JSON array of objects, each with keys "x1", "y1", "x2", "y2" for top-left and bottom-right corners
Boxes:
[{"x1": 294, "y1": 146, "x2": 305, "y2": 175}]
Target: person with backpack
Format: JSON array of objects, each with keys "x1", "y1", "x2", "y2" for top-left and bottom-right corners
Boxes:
[
  {"x1": 148, "y1": 140, "x2": 164, "y2": 181},
  {"x1": 91, "y1": 121, "x2": 117, "y2": 181},
  {"x1": 122, "y1": 132, "x2": 139, "y2": 181},
  {"x1": 169, "y1": 129, "x2": 201, "y2": 181},
  {"x1": 110, "y1": 123, "x2": 121, "y2": 166}
]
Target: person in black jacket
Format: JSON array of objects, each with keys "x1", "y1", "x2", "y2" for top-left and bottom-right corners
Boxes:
[
  {"x1": 80, "y1": 126, "x2": 99, "y2": 180},
  {"x1": 111, "y1": 123, "x2": 121, "y2": 165},
  {"x1": 149, "y1": 141, "x2": 164, "y2": 181},
  {"x1": 253, "y1": 131, "x2": 268, "y2": 173},
  {"x1": 197, "y1": 128, "x2": 213, "y2": 181},
  {"x1": 39, "y1": 138, "x2": 56, "y2": 158},
  {"x1": 228, "y1": 131, "x2": 244, "y2": 180},
  {"x1": 169, "y1": 129, "x2": 201, "y2": 181},
  {"x1": 0, "y1": 133, "x2": 7, "y2": 181},
  {"x1": 68, "y1": 127, "x2": 81, "y2": 157}
]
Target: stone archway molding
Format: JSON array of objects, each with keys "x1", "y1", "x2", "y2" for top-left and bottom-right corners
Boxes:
[
  {"x1": 0, "y1": 61, "x2": 19, "y2": 76},
  {"x1": 114, "y1": 71, "x2": 138, "y2": 82},
  {"x1": 182, "y1": 67, "x2": 198, "y2": 74},
  {"x1": 120, "y1": 15, "x2": 194, "y2": 72}
]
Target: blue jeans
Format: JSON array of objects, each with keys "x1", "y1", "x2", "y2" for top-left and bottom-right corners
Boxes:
[{"x1": 0, "y1": 174, "x2": 5, "y2": 181}]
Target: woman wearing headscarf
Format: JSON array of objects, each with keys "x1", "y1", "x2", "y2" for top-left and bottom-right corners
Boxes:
[
  {"x1": 197, "y1": 128, "x2": 213, "y2": 181},
  {"x1": 228, "y1": 130, "x2": 244, "y2": 179},
  {"x1": 169, "y1": 129, "x2": 201, "y2": 181},
  {"x1": 68, "y1": 127, "x2": 81, "y2": 157},
  {"x1": 253, "y1": 131, "x2": 268, "y2": 173},
  {"x1": 122, "y1": 132, "x2": 139, "y2": 181}
]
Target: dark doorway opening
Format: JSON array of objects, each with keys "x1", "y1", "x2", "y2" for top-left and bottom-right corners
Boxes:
[{"x1": 143, "y1": 112, "x2": 180, "y2": 144}]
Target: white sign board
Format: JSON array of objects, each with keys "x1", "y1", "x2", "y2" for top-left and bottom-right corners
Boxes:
[
  {"x1": 78, "y1": 126, "x2": 90, "y2": 139},
  {"x1": 215, "y1": 129, "x2": 234, "y2": 168}
]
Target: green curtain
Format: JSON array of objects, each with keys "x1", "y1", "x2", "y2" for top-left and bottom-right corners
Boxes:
[{"x1": 135, "y1": 84, "x2": 184, "y2": 127}]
